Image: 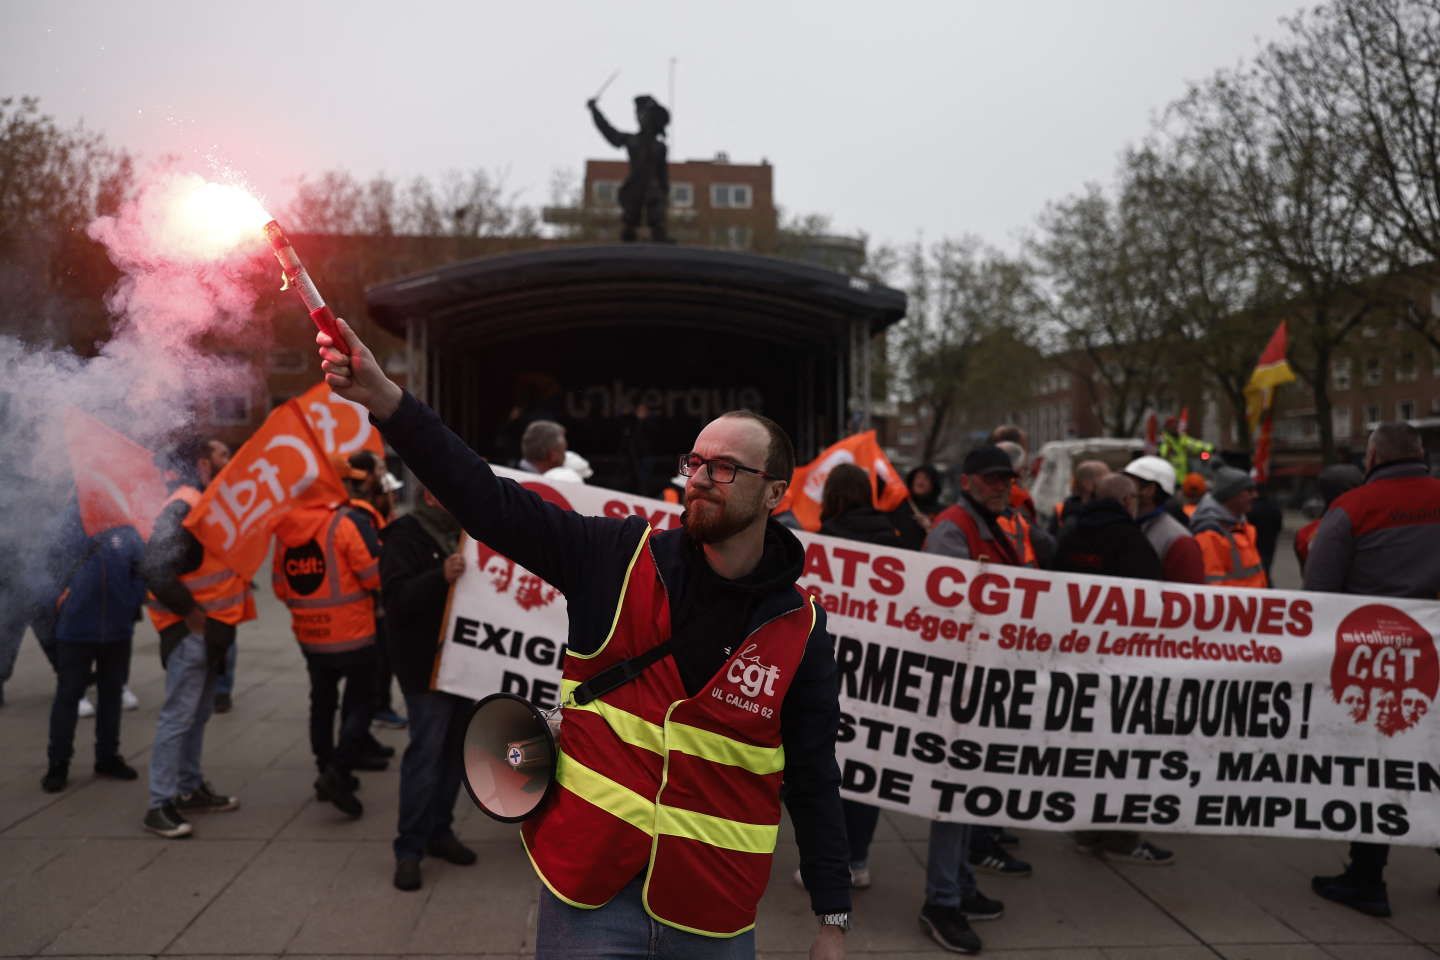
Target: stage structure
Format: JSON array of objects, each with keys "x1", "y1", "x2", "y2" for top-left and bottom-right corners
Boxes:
[{"x1": 366, "y1": 244, "x2": 906, "y2": 491}]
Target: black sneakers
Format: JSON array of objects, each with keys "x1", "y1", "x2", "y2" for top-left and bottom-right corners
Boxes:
[
  {"x1": 176, "y1": 782, "x2": 239, "y2": 813},
  {"x1": 919, "y1": 902, "x2": 982, "y2": 954},
  {"x1": 969, "y1": 849, "x2": 1033, "y2": 877},
  {"x1": 94, "y1": 756, "x2": 138, "y2": 780},
  {"x1": 41, "y1": 764, "x2": 68, "y2": 793},
  {"x1": 1106, "y1": 840, "x2": 1175, "y2": 866},
  {"x1": 394, "y1": 857, "x2": 422, "y2": 892},
  {"x1": 961, "y1": 891, "x2": 1005, "y2": 920},
  {"x1": 213, "y1": 692, "x2": 233, "y2": 713},
  {"x1": 314, "y1": 766, "x2": 363, "y2": 819},
  {"x1": 427, "y1": 833, "x2": 478, "y2": 866},
  {"x1": 1312, "y1": 871, "x2": 1392, "y2": 917},
  {"x1": 144, "y1": 801, "x2": 193, "y2": 838}
]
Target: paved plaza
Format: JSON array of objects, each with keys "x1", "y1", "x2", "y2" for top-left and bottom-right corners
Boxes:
[{"x1": 1, "y1": 525, "x2": 1437, "y2": 959}]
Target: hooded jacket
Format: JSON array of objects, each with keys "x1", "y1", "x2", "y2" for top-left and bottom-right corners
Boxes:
[
  {"x1": 1053, "y1": 498, "x2": 1162, "y2": 581},
  {"x1": 1189, "y1": 494, "x2": 1267, "y2": 588},
  {"x1": 1304, "y1": 460, "x2": 1440, "y2": 598},
  {"x1": 53, "y1": 524, "x2": 149, "y2": 644}
]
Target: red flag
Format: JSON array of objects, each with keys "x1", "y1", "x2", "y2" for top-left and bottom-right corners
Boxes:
[
  {"x1": 1245, "y1": 321, "x2": 1297, "y2": 484},
  {"x1": 1144, "y1": 411, "x2": 1159, "y2": 454},
  {"x1": 183, "y1": 400, "x2": 346, "y2": 579},
  {"x1": 62, "y1": 409, "x2": 167, "y2": 539},
  {"x1": 775, "y1": 431, "x2": 908, "y2": 532},
  {"x1": 296, "y1": 381, "x2": 385, "y2": 459}
]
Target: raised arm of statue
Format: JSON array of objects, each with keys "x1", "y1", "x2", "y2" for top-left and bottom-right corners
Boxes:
[{"x1": 587, "y1": 102, "x2": 628, "y2": 149}]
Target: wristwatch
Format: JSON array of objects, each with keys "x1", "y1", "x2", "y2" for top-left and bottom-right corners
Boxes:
[{"x1": 818, "y1": 911, "x2": 851, "y2": 932}]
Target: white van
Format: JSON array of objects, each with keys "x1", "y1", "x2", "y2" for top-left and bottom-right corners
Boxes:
[{"x1": 1029, "y1": 438, "x2": 1147, "y2": 520}]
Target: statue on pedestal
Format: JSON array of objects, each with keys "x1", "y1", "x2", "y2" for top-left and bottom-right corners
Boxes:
[{"x1": 587, "y1": 94, "x2": 672, "y2": 243}]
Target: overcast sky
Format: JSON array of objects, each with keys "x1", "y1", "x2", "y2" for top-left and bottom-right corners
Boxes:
[{"x1": 3, "y1": 0, "x2": 1305, "y2": 253}]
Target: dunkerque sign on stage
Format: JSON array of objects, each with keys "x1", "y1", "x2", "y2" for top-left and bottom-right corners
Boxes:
[{"x1": 432, "y1": 467, "x2": 1440, "y2": 847}]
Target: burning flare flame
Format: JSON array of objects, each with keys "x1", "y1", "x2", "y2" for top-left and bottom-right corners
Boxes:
[{"x1": 155, "y1": 174, "x2": 271, "y2": 263}]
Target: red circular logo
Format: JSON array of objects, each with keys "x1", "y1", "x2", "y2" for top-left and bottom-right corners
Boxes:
[{"x1": 1331, "y1": 604, "x2": 1437, "y2": 736}]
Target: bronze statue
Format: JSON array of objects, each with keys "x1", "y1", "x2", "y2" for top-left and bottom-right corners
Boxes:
[{"x1": 587, "y1": 94, "x2": 672, "y2": 243}]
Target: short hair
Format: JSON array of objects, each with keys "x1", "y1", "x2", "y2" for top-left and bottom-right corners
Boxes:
[
  {"x1": 1074, "y1": 460, "x2": 1109, "y2": 491},
  {"x1": 347, "y1": 451, "x2": 378, "y2": 474},
  {"x1": 717, "y1": 410, "x2": 795, "y2": 480},
  {"x1": 521, "y1": 420, "x2": 566, "y2": 464},
  {"x1": 989, "y1": 424, "x2": 1027, "y2": 448},
  {"x1": 820, "y1": 463, "x2": 872, "y2": 522},
  {"x1": 995, "y1": 441, "x2": 1026, "y2": 473},
  {"x1": 1097, "y1": 473, "x2": 1136, "y2": 502},
  {"x1": 1368, "y1": 422, "x2": 1424, "y2": 466}
]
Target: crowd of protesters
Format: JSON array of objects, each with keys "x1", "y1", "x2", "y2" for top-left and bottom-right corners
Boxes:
[{"x1": 1, "y1": 404, "x2": 1435, "y2": 953}]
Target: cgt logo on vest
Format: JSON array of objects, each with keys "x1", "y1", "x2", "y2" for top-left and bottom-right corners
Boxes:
[
  {"x1": 284, "y1": 540, "x2": 326, "y2": 595},
  {"x1": 714, "y1": 644, "x2": 780, "y2": 718}
]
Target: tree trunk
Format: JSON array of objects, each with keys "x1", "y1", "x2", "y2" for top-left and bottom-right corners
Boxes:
[
  {"x1": 921, "y1": 396, "x2": 952, "y2": 465},
  {"x1": 1311, "y1": 339, "x2": 1336, "y2": 464}
]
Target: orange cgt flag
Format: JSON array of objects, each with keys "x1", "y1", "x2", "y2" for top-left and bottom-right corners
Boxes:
[
  {"x1": 183, "y1": 399, "x2": 346, "y2": 579},
  {"x1": 296, "y1": 381, "x2": 385, "y2": 459},
  {"x1": 62, "y1": 409, "x2": 168, "y2": 539},
  {"x1": 775, "y1": 430, "x2": 909, "y2": 532}
]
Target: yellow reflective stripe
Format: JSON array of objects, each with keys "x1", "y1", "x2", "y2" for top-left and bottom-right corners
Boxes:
[
  {"x1": 569, "y1": 526, "x2": 652, "y2": 661},
  {"x1": 667, "y1": 722, "x2": 784, "y2": 774},
  {"x1": 554, "y1": 751, "x2": 655, "y2": 834},
  {"x1": 655, "y1": 803, "x2": 777, "y2": 855},
  {"x1": 561, "y1": 678, "x2": 666, "y2": 755}
]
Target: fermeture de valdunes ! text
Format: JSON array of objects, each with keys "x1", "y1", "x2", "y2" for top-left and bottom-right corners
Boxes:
[{"x1": 799, "y1": 539, "x2": 1433, "y2": 840}]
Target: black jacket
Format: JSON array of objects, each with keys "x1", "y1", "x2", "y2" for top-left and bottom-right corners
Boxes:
[
  {"x1": 821, "y1": 505, "x2": 925, "y2": 552},
  {"x1": 141, "y1": 492, "x2": 237, "y2": 664},
  {"x1": 1053, "y1": 498, "x2": 1163, "y2": 581},
  {"x1": 375, "y1": 390, "x2": 850, "y2": 915},
  {"x1": 379, "y1": 513, "x2": 454, "y2": 695}
]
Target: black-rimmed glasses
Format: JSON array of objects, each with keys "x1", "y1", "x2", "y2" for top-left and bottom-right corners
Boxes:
[{"x1": 678, "y1": 453, "x2": 776, "y2": 484}]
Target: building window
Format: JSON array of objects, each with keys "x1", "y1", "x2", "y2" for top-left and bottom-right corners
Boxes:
[
  {"x1": 1366, "y1": 404, "x2": 1382, "y2": 426},
  {"x1": 1398, "y1": 400, "x2": 1416, "y2": 421},
  {"x1": 1332, "y1": 406, "x2": 1351, "y2": 440},
  {"x1": 592, "y1": 180, "x2": 620, "y2": 206},
  {"x1": 670, "y1": 182, "x2": 694, "y2": 207},
  {"x1": 1433, "y1": 348, "x2": 1440, "y2": 378},
  {"x1": 1331, "y1": 357, "x2": 1351, "y2": 390},
  {"x1": 1397, "y1": 350, "x2": 1418, "y2": 382},
  {"x1": 710, "y1": 183, "x2": 753, "y2": 208},
  {"x1": 898, "y1": 429, "x2": 917, "y2": 446},
  {"x1": 1364, "y1": 357, "x2": 1383, "y2": 386},
  {"x1": 212, "y1": 394, "x2": 251, "y2": 425},
  {"x1": 268, "y1": 349, "x2": 306, "y2": 373},
  {"x1": 711, "y1": 225, "x2": 752, "y2": 249},
  {"x1": 1431, "y1": 396, "x2": 1440, "y2": 416}
]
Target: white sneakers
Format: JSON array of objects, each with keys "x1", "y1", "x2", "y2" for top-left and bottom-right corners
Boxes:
[{"x1": 77, "y1": 687, "x2": 139, "y2": 718}]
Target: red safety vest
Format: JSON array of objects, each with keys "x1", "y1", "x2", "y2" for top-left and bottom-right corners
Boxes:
[
  {"x1": 521, "y1": 528, "x2": 816, "y2": 937},
  {"x1": 146, "y1": 486, "x2": 253, "y2": 631},
  {"x1": 934, "y1": 500, "x2": 1036, "y2": 567}
]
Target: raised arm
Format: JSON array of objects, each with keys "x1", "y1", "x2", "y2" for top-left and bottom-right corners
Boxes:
[
  {"x1": 587, "y1": 100, "x2": 629, "y2": 148},
  {"x1": 318, "y1": 319, "x2": 637, "y2": 595}
]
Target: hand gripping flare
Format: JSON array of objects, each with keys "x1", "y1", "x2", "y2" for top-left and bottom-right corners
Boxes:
[{"x1": 263, "y1": 220, "x2": 348, "y2": 356}]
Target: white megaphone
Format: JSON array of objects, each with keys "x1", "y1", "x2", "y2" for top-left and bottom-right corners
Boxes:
[{"x1": 460, "y1": 692, "x2": 558, "y2": 822}]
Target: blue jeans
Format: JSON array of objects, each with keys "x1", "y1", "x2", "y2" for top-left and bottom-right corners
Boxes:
[
  {"x1": 925, "y1": 821, "x2": 976, "y2": 907},
  {"x1": 49, "y1": 639, "x2": 131, "y2": 766},
  {"x1": 394, "y1": 690, "x2": 468, "y2": 860},
  {"x1": 536, "y1": 875, "x2": 756, "y2": 960},
  {"x1": 214, "y1": 642, "x2": 237, "y2": 696},
  {"x1": 148, "y1": 633, "x2": 217, "y2": 808}
]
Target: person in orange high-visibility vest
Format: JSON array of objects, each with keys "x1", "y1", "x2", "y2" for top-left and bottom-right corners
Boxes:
[
  {"x1": 1189, "y1": 466, "x2": 1267, "y2": 588},
  {"x1": 140, "y1": 437, "x2": 251, "y2": 840},
  {"x1": 320, "y1": 317, "x2": 852, "y2": 959},
  {"x1": 273, "y1": 496, "x2": 383, "y2": 819}
]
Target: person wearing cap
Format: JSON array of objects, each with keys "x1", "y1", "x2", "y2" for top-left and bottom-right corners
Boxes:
[
  {"x1": 1189, "y1": 466, "x2": 1267, "y2": 588},
  {"x1": 1180, "y1": 472, "x2": 1207, "y2": 518},
  {"x1": 1306, "y1": 422, "x2": 1440, "y2": 918},
  {"x1": 1124, "y1": 456, "x2": 1205, "y2": 584},
  {"x1": 271, "y1": 471, "x2": 387, "y2": 819},
  {"x1": 916, "y1": 445, "x2": 1034, "y2": 954},
  {"x1": 1293, "y1": 464, "x2": 1363, "y2": 572}
]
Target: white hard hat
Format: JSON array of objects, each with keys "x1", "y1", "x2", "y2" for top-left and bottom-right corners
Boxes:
[
  {"x1": 1124, "y1": 455, "x2": 1177, "y2": 497},
  {"x1": 563, "y1": 450, "x2": 594, "y2": 480}
]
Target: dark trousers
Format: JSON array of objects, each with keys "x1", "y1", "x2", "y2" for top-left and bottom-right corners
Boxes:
[
  {"x1": 843, "y1": 800, "x2": 880, "y2": 866},
  {"x1": 372, "y1": 617, "x2": 395, "y2": 712},
  {"x1": 48, "y1": 638, "x2": 132, "y2": 767},
  {"x1": 394, "y1": 689, "x2": 469, "y2": 860},
  {"x1": 1348, "y1": 842, "x2": 1389, "y2": 884},
  {"x1": 303, "y1": 647, "x2": 376, "y2": 772}
]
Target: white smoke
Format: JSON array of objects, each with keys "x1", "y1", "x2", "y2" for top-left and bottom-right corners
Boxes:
[{"x1": 0, "y1": 166, "x2": 273, "y2": 608}]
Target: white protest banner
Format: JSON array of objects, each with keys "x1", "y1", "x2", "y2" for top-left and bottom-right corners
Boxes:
[{"x1": 433, "y1": 468, "x2": 1440, "y2": 846}]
